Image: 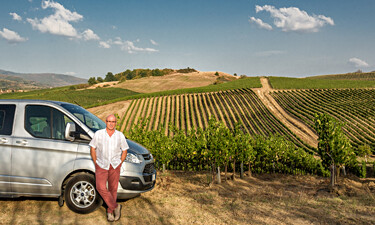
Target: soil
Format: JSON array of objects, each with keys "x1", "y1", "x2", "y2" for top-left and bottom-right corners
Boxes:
[
  {"x1": 1, "y1": 172, "x2": 374, "y2": 224},
  {"x1": 253, "y1": 77, "x2": 318, "y2": 148}
]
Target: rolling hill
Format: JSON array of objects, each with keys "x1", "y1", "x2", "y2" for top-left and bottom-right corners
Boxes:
[
  {"x1": 0, "y1": 69, "x2": 87, "y2": 89},
  {"x1": 89, "y1": 71, "x2": 238, "y2": 93}
]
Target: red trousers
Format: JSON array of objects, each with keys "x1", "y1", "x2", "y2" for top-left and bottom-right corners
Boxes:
[{"x1": 95, "y1": 164, "x2": 121, "y2": 213}]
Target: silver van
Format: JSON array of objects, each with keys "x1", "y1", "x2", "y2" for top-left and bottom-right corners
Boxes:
[{"x1": 0, "y1": 99, "x2": 156, "y2": 214}]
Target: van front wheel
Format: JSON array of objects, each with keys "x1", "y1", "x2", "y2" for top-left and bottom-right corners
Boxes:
[{"x1": 64, "y1": 174, "x2": 103, "y2": 214}]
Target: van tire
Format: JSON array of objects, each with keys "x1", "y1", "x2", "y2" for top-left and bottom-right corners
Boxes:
[{"x1": 64, "y1": 174, "x2": 103, "y2": 214}]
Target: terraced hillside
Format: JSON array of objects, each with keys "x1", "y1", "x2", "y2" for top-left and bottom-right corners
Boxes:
[
  {"x1": 270, "y1": 88, "x2": 375, "y2": 149},
  {"x1": 118, "y1": 89, "x2": 314, "y2": 152}
]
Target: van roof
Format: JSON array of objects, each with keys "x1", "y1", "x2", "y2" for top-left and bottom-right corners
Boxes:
[{"x1": 0, "y1": 99, "x2": 75, "y2": 106}]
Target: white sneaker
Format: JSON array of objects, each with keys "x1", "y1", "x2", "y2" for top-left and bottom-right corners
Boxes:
[
  {"x1": 107, "y1": 212, "x2": 115, "y2": 222},
  {"x1": 114, "y1": 204, "x2": 122, "y2": 221}
]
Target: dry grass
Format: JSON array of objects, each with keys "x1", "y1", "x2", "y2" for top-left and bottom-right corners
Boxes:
[
  {"x1": 1, "y1": 172, "x2": 375, "y2": 225},
  {"x1": 112, "y1": 71, "x2": 236, "y2": 93},
  {"x1": 88, "y1": 100, "x2": 131, "y2": 122}
]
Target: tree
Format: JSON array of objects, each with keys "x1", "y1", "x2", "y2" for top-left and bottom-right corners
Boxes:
[
  {"x1": 97, "y1": 77, "x2": 104, "y2": 83},
  {"x1": 152, "y1": 69, "x2": 163, "y2": 76},
  {"x1": 88, "y1": 77, "x2": 97, "y2": 85},
  {"x1": 104, "y1": 72, "x2": 116, "y2": 82},
  {"x1": 214, "y1": 72, "x2": 219, "y2": 76},
  {"x1": 313, "y1": 112, "x2": 356, "y2": 187}
]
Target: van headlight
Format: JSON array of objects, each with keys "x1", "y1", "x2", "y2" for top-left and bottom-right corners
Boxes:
[{"x1": 125, "y1": 151, "x2": 142, "y2": 164}]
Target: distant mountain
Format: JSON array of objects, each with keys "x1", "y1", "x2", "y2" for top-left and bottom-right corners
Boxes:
[
  {"x1": 0, "y1": 69, "x2": 87, "y2": 89},
  {"x1": 0, "y1": 74, "x2": 41, "y2": 90}
]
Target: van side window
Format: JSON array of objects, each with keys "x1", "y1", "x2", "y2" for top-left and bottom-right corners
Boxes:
[
  {"x1": 25, "y1": 105, "x2": 78, "y2": 140},
  {"x1": 0, "y1": 104, "x2": 16, "y2": 135}
]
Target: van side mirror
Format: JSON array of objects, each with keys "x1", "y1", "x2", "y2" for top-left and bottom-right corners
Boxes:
[{"x1": 65, "y1": 122, "x2": 76, "y2": 141}]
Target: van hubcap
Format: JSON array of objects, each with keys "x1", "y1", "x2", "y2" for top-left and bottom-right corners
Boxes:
[{"x1": 70, "y1": 181, "x2": 96, "y2": 208}]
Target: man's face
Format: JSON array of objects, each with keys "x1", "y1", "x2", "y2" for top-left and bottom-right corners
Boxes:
[{"x1": 106, "y1": 115, "x2": 116, "y2": 130}]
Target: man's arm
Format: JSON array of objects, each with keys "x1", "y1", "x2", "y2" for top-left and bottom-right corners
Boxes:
[
  {"x1": 90, "y1": 147, "x2": 97, "y2": 165},
  {"x1": 121, "y1": 149, "x2": 127, "y2": 163}
]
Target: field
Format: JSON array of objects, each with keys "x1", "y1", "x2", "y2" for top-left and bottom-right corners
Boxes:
[
  {"x1": 307, "y1": 72, "x2": 375, "y2": 80},
  {"x1": 87, "y1": 76, "x2": 261, "y2": 108},
  {"x1": 271, "y1": 89, "x2": 375, "y2": 149},
  {"x1": 115, "y1": 88, "x2": 312, "y2": 151},
  {"x1": 0, "y1": 86, "x2": 139, "y2": 108},
  {"x1": 112, "y1": 71, "x2": 237, "y2": 93},
  {"x1": 268, "y1": 77, "x2": 375, "y2": 89},
  {"x1": 1, "y1": 171, "x2": 374, "y2": 225}
]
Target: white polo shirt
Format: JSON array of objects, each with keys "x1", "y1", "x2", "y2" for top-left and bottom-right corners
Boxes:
[{"x1": 89, "y1": 129, "x2": 129, "y2": 170}]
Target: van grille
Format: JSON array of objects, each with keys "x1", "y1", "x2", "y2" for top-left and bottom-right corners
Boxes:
[{"x1": 143, "y1": 163, "x2": 155, "y2": 174}]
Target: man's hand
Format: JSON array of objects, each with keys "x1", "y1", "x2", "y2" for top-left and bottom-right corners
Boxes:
[
  {"x1": 90, "y1": 147, "x2": 97, "y2": 166},
  {"x1": 121, "y1": 149, "x2": 128, "y2": 163}
]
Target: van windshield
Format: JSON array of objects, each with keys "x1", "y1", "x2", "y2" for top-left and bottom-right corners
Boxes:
[{"x1": 60, "y1": 103, "x2": 106, "y2": 132}]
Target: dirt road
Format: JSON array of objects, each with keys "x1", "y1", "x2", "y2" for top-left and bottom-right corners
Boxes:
[{"x1": 253, "y1": 77, "x2": 318, "y2": 148}]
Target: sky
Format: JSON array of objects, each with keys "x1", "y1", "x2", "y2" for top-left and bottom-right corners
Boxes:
[{"x1": 0, "y1": 0, "x2": 374, "y2": 79}]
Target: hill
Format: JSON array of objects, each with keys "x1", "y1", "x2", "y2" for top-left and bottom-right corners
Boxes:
[
  {"x1": 306, "y1": 71, "x2": 375, "y2": 80},
  {"x1": 91, "y1": 71, "x2": 238, "y2": 93},
  {"x1": 0, "y1": 74, "x2": 42, "y2": 91},
  {"x1": 0, "y1": 69, "x2": 87, "y2": 88}
]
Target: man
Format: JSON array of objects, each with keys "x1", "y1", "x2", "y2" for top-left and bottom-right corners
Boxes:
[{"x1": 89, "y1": 114, "x2": 129, "y2": 222}]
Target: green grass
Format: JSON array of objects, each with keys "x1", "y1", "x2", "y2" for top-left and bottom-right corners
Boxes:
[
  {"x1": 307, "y1": 72, "x2": 375, "y2": 80},
  {"x1": 0, "y1": 86, "x2": 139, "y2": 108},
  {"x1": 85, "y1": 77, "x2": 261, "y2": 108},
  {"x1": 269, "y1": 77, "x2": 375, "y2": 89}
]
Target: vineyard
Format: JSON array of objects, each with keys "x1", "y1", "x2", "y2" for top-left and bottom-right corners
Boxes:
[
  {"x1": 270, "y1": 88, "x2": 375, "y2": 150},
  {"x1": 119, "y1": 88, "x2": 314, "y2": 152}
]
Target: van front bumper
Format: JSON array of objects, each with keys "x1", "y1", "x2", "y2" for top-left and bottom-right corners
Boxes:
[{"x1": 119, "y1": 175, "x2": 156, "y2": 191}]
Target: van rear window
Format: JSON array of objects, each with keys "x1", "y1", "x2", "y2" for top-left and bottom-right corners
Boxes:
[{"x1": 0, "y1": 105, "x2": 16, "y2": 135}]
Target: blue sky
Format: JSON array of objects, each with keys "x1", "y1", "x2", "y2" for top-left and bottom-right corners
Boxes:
[{"x1": 0, "y1": 0, "x2": 374, "y2": 78}]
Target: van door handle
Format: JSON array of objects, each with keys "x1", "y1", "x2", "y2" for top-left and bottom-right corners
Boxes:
[
  {"x1": 0, "y1": 138, "x2": 8, "y2": 144},
  {"x1": 16, "y1": 140, "x2": 28, "y2": 145}
]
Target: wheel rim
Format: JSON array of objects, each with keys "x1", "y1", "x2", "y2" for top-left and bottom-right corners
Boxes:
[{"x1": 70, "y1": 181, "x2": 96, "y2": 208}]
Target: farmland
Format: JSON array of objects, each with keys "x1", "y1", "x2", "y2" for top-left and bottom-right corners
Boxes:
[
  {"x1": 118, "y1": 89, "x2": 312, "y2": 151},
  {"x1": 268, "y1": 76, "x2": 375, "y2": 89},
  {"x1": 271, "y1": 88, "x2": 375, "y2": 149}
]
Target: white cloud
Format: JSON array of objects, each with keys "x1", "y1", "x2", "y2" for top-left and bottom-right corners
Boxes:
[
  {"x1": 27, "y1": 1, "x2": 82, "y2": 37},
  {"x1": 150, "y1": 39, "x2": 159, "y2": 45},
  {"x1": 254, "y1": 5, "x2": 334, "y2": 33},
  {"x1": 255, "y1": 50, "x2": 285, "y2": 57},
  {"x1": 99, "y1": 41, "x2": 111, "y2": 48},
  {"x1": 0, "y1": 28, "x2": 28, "y2": 44},
  {"x1": 249, "y1": 17, "x2": 273, "y2": 30},
  {"x1": 10, "y1": 12, "x2": 22, "y2": 21},
  {"x1": 110, "y1": 37, "x2": 158, "y2": 53},
  {"x1": 349, "y1": 58, "x2": 369, "y2": 68},
  {"x1": 81, "y1": 29, "x2": 100, "y2": 41},
  {"x1": 65, "y1": 72, "x2": 76, "y2": 76}
]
